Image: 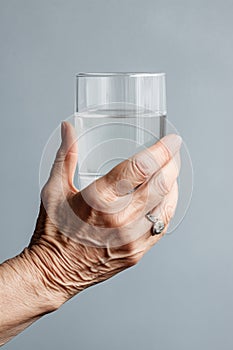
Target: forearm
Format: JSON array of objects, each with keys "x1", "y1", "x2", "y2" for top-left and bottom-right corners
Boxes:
[{"x1": 0, "y1": 250, "x2": 59, "y2": 346}]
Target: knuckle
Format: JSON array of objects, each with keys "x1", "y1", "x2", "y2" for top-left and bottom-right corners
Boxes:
[
  {"x1": 96, "y1": 178, "x2": 114, "y2": 201},
  {"x1": 157, "y1": 141, "x2": 171, "y2": 163},
  {"x1": 102, "y1": 213, "x2": 126, "y2": 228},
  {"x1": 55, "y1": 147, "x2": 66, "y2": 162},
  {"x1": 154, "y1": 172, "x2": 170, "y2": 197},
  {"x1": 114, "y1": 213, "x2": 127, "y2": 228},
  {"x1": 131, "y1": 156, "x2": 148, "y2": 179},
  {"x1": 93, "y1": 177, "x2": 119, "y2": 203},
  {"x1": 163, "y1": 203, "x2": 175, "y2": 223}
]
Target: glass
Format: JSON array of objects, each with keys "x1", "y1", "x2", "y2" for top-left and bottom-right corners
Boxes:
[{"x1": 75, "y1": 72, "x2": 167, "y2": 190}]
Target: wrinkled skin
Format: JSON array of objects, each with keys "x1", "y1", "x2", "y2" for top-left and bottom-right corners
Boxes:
[{"x1": 21, "y1": 122, "x2": 181, "y2": 305}]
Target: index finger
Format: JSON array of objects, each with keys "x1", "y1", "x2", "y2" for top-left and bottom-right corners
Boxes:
[{"x1": 100, "y1": 134, "x2": 182, "y2": 196}]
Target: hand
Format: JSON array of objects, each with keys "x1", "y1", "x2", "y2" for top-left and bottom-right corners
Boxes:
[{"x1": 24, "y1": 122, "x2": 181, "y2": 306}]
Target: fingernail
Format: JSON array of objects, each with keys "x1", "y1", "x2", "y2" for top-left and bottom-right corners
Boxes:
[
  {"x1": 61, "y1": 121, "x2": 67, "y2": 141},
  {"x1": 162, "y1": 134, "x2": 182, "y2": 154}
]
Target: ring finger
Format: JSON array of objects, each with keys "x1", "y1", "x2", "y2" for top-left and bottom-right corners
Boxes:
[{"x1": 145, "y1": 180, "x2": 179, "y2": 246}]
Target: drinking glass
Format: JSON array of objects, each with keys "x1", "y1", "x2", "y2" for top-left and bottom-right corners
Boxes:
[{"x1": 75, "y1": 72, "x2": 166, "y2": 190}]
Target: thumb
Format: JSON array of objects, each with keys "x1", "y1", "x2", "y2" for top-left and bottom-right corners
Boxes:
[{"x1": 50, "y1": 121, "x2": 78, "y2": 190}]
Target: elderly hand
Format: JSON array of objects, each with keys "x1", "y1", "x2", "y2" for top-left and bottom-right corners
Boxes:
[{"x1": 24, "y1": 121, "x2": 181, "y2": 306}]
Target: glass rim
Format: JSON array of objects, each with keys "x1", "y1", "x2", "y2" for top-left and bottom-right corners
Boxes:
[{"x1": 76, "y1": 72, "x2": 165, "y2": 78}]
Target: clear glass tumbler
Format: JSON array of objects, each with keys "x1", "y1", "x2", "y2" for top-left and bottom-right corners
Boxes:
[{"x1": 75, "y1": 72, "x2": 167, "y2": 190}]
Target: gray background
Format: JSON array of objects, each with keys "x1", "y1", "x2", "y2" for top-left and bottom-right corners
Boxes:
[{"x1": 0, "y1": 0, "x2": 232, "y2": 349}]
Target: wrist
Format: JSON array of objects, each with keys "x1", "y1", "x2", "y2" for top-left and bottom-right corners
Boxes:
[
  {"x1": 0, "y1": 250, "x2": 63, "y2": 346},
  {"x1": 20, "y1": 246, "x2": 69, "y2": 310},
  {"x1": 27, "y1": 236, "x2": 102, "y2": 305},
  {"x1": 3, "y1": 248, "x2": 64, "y2": 313}
]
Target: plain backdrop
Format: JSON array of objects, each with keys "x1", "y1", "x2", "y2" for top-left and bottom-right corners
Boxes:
[{"x1": 0, "y1": 0, "x2": 233, "y2": 349}]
